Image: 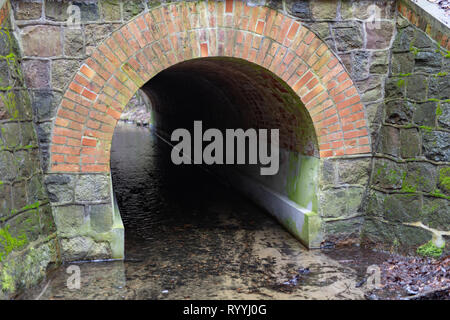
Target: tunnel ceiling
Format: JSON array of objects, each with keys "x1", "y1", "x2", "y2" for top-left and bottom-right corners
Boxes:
[{"x1": 143, "y1": 58, "x2": 319, "y2": 157}]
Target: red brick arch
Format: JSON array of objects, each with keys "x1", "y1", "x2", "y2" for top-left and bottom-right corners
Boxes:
[{"x1": 50, "y1": 1, "x2": 371, "y2": 173}]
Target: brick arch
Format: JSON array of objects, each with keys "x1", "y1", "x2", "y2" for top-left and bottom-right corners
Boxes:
[{"x1": 50, "y1": 1, "x2": 371, "y2": 174}]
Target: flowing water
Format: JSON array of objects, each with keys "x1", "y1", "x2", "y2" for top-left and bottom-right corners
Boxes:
[{"x1": 20, "y1": 123, "x2": 375, "y2": 300}]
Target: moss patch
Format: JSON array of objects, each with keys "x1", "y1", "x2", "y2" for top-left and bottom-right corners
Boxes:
[
  {"x1": 0, "y1": 225, "x2": 28, "y2": 262},
  {"x1": 438, "y1": 167, "x2": 450, "y2": 192},
  {"x1": 417, "y1": 240, "x2": 443, "y2": 258}
]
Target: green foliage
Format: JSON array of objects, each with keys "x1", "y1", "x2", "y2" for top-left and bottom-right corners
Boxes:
[
  {"x1": 409, "y1": 45, "x2": 420, "y2": 56},
  {"x1": 417, "y1": 240, "x2": 443, "y2": 258},
  {"x1": 419, "y1": 125, "x2": 433, "y2": 132},
  {"x1": 439, "y1": 167, "x2": 450, "y2": 192},
  {"x1": 430, "y1": 189, "x2": 450, "y2": 200},
  {"x1": 0, "y1": 91, "x2": 18, "y2": 120},
  {"x1": 396, "y1": 79, "x2": 405, "y2": 88},
  {"x1": 0, "y1": 225, "x2": 27, "y2": 262},
  {"x1": 436, "y1": 104, "x2": 442, "y2": 117}
]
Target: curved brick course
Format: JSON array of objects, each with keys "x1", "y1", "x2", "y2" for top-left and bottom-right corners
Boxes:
[{"x1": 50, "y1": 1, "x2": 371, "y2": 174}]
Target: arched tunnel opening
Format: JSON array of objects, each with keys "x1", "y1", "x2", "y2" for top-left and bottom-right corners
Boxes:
[
  {"x1": 107, "y1": 58, "x2": 326, "y2": 297},
  {"x1": 111, "y1": 57, "x2": 321, "y2": 250}
]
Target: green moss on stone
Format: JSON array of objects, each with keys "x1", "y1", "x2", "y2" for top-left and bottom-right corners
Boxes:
[
  {"x1": 0, "y1": 225, "x2": 28, "y2": 262},
  {"x1": 436, "y1": 104, "x2": 442, "y2": 117},
  {"x1": 396, "y1": 79, "x2": 405, "y2": 88},
  {"x1": 419, "y1": 125, "x2": 433, "y2": 132},
  {"x1": 439, "y1": 167, "x2": 450, "y2": 192},
  {"x1": 417, "y1": 240, "x2": 443, "y2": 258}
]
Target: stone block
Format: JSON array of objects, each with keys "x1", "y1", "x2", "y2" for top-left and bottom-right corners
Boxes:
[
  {"x1": 318, "y1": 158, "x2": 335, "y2": 188},
  {"x1": 392, "y1": 26, "x2": 415, "y2": 52},
  {"x1": 287, "y1": 0, "x2": 311, "y2": 19},
  {"x1": 378, "y1": 125, "x2": 400, "y2": 157},
  {"x1": 332, "y1": 21, "x2": 364, "y2": 51},
  {"x1": 21, "y1": 25, "x2": 62, "y2": 57},
  {"x1": 310, "y1": 0, "x2": 337, "y2": 20},
  {"x1": 305, "y1": 22, "x2": 330, "y2": 39},
  {"x1": 7, "y1": 209, "x2": 41, "y2": 244},
  {"x1": 53, "y1": 205, "x2": 85, "y2": 236},
  {"x1": 384, "y1": 194, "x2": 422, "y2": 223},
  {"x1": 52, "y1": 59, "x2": 80, "y2": 90},
  {"x1": 13, "y1": 1, "x2": 42, "y2": 20},
  {"x1": 385, "y1": 99, "x2": 413, "y2": 124},
  {"x1": 438, "y1": 102, "x2": 450, "y2": 129},
  {"x1": 45, "y1": 0, "x2": 70, "y2": 21},
  {"x1": 336, "y1": 158, "x2": 370, "y2": 186},
  {"x1": 351, "y1": 51, "x2": 370, "y2": 81},
  {"x1": 319, "y1": 188, "x2": 347, "y2": 218},
  {"x1": 27, "y1": 174, "x2": 46, "y2": 203},
  {"x1": 323, "y1": 217, "x2": 363, "y2": 241},
  {"x1": 0, "y1": 151, "x2": 18, "y2": 182},
  {"x1": 362, "y1": 218, "x2": 430, "y2": 254},
  {"x1": 422, "y1": 130, "x2": 450, "y2": 162},
  {"x1": 75, "y1": 174, "x2": 111, "y2": 202},
  {"x1": 404, "y1": 162, "x2": 437, "y2": 193},
  {"x1": 20, "y1": 122, "x2": 37, "y2": 147},
  {"x1": 72, "y1": 1, "x2": 100, "y2": 22},
  {"x1": 413, "y1": 29, "x2": 434, "y2": 49},
  {"x1": 341, "y1": 0, "x2": 395, "y2": 20},
  {"x1": 45, "y1": 174, "x2": 75, "y2": 203},
  {"x1": 0, "y1": 59, "x2": 10, "y2": 88},
  {"x1": 60, "y1": 236, "x2": 111, "y2": 261},
  {"x1": 100, "y1": 0, "x2": 121, "y2": 21},
  {"x1": 64, "y1": 28, "x2": 84, "y2": 57},
  {"x1": 400, "y1": 128, "x2": 421, "y2": 158},
  {"x1": 384, "y1": 77, "x2": 405, "y2": 100},
  {"x1": 1, "y1": 122, "x2": 21, "y2": 148},
  {"x1": 39, "y1": 203, "x2": 57, "y2": 235},
  {"x1": 391, "y1": 52, "x2": 415, "y2": 74},
  {"x1": 422, "y1": 197, "x2": 450, "y2": 231},
  {"x1": 15, "y1": 150, "x2": 33, "y2": 179},
  {"x1": 0, "y1": 183, "x2": 12, "y2": 219},
  {"x1": 365, "y1": 21, "x2": 394, "y2": 49},
  {"x1": 406, "y1": 75, "x2": 427, "y2": 101},
  {"x1": 369, "y1": 50, "x2": 389, "y2": 74},
  {"x1": 413, "y1": 100, "x2": 437, "y2": 127},
  {"x1": 89, "y1": 204, "x2": 113, "y2": 233},
  {"x1": 428, "y1": 75, "x2": 450, "y2": 100},
  {"x1": 357, "y1": 76, "x2": 383, "y2": 103},
  {"x1": 22, "y1": 60, "x2": 51, "y2": 89},
  {"x1": 366, "y1": 189, "x2": 386, "y2": 217},
  {"x1": 84, "y1": 24, "x2": 115, "y2": 55},
  {"x1": 32, "y1": 90, "x2": 60, "y2": 122},
  {"x1": 123, "y1": 0, "x2": 146, "y2": 21},
  {"x1": 372, "y1": 158, "x2": 405, "y2": 190},
  {"x1": 11, "y1": 181, "x2": 28, "y2": 212},
  {"x1": 414, "y1": 51, "x2": 443, "y2": 73}
]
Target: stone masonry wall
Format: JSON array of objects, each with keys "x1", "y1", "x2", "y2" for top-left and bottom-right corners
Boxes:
[
  {"x1": 5, "y1": 0, "x2": 449, "y2": 263},
  {"x1": 0, "y1": 0, "x2": 59, "y2": 299},
  {"x1": 363, "y1": 1, "x2": 450, "y2": 256}
]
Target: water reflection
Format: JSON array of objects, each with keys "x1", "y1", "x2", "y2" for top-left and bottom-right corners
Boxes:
[{"x1": 20, "y1": 123, "x2": 365, "y2": 300}]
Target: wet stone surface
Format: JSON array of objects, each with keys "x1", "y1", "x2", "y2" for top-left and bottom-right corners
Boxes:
[{"x1": 21, "y1": 124, "x2": 371, "y2": 300}]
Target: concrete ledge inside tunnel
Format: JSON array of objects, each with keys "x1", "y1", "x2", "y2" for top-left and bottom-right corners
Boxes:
[{"x1": 132, "y1": 57, "x2": 323, "y2": 249}]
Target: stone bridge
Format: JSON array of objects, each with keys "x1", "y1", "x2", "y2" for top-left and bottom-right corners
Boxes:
[{"x1": 0, "y1": 0, "x2": 449, "y2": 298}]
